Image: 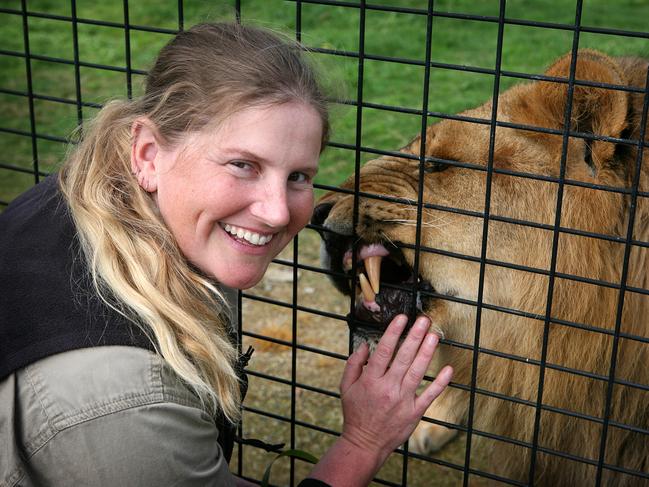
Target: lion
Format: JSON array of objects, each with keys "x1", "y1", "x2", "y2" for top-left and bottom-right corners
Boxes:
[{"x1": 312, "y1": 50, "x2": 649, "y2": 486}]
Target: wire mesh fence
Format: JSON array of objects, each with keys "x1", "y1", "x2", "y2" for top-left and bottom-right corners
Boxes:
[{"x1": 1, "y1": 1, "x2": 648, "y2": 485}]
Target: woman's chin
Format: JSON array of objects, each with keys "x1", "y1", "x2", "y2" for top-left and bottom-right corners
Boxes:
[{"x1": 217, "y1": 268, "x2": 267, "y2": 291}]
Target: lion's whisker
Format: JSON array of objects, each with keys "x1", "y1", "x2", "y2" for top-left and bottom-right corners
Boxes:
[
  {"x1": 379, "y1": 230, "x2": 397, "y2": 248},
  {"x1": 384, "y1": 218, "x2": 452, "y2": 237}
]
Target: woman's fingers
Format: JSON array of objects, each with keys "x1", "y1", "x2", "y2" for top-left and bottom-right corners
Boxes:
[
  {"x1": 364, "y1": 314, "x2": 408, "y2": 379},
  {"x1": 338, "y1": 314, "x2": 453, "y2": 459},
  {"x1": 415, "y1": 365, "x2": 454, "y2": 414},
  {"x1": 386, "y1": 316, "x2": 431, "y2": 381},
  {"x1": 399, "y1": 331, "x2": 439, "y2": 393},
  {"x1": 340, "y1": 341, "x2": 369, "y2": 395}
]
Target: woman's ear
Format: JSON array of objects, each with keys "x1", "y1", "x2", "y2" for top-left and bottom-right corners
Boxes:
[{"x1": 131, "y1": 118, "x2": 161, "y2": 193}]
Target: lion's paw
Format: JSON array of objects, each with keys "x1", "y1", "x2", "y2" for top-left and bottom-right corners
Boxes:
[{"x1": 409, "y1": 421, "x2": 458, "y2": 454}]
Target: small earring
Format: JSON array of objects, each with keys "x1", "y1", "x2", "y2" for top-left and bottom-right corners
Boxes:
[{"x1": 136, "y1": 171, "x2": 148, "y2": 192}]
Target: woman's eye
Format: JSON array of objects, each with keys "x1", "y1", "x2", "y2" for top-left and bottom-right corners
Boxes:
[
  {"x1": 229, "y1": 160, "x2": 253, "y2": 171},
  {"x1": 288, "y1": 172, "x2": 310, "y2": 183}
]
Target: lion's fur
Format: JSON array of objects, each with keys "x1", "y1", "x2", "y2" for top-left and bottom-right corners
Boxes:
[{"x1": 317, "y1": 51, "x2": 649, "y2": 485}]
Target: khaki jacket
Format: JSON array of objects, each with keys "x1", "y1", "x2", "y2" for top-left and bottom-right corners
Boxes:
[{"x1": 0, "y1": 346, "x2": 236, "y2": 486}]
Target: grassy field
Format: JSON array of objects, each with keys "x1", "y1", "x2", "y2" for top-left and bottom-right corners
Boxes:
[
  {"x1": 2, "y1": 0, "x2": 648, "y2": 204},
  {"x1": 1, "y1": 1, "x2": 649, "y2": 485}
]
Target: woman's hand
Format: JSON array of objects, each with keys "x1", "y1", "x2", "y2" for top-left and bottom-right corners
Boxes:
[
  {"x1": 339, "y1": 314, "x2": 453, "y2": 461},
  {"x1": 305, "y1": 314, "x2": 452, "y2": 486}
]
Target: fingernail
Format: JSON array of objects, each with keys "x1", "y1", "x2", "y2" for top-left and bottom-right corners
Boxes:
[
  {"x1": 415, "y1": 317, "x2": 430, "y2": 331},
  {"x1": 425, "y1": 333, "x2": 438, "y2": 347}
]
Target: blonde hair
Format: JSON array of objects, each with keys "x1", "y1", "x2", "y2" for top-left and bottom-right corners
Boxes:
[{"x1": 59, "y1": 22, "x2": 330, "y2": 422}]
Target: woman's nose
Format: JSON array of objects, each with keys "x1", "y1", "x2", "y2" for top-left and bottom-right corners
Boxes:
[{"x1": 250, "y1": 183, "x2": 291, "y2": 228}]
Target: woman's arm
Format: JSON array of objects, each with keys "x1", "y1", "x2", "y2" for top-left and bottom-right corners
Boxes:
[{"x1": 306, "y1": 314, "x2": 453, "y2": 486}]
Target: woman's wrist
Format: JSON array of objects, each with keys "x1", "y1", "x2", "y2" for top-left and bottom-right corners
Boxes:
[
  {"x1": 306, "y1": 435, "x2": 389, "y2": 486},
  {"x1": 338, "y1": 431, "x2": 392, "y2": 467}
]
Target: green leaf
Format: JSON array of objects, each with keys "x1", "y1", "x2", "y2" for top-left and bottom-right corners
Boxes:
[{"x1": 261, "y1": 448, "x2": 319, "y2": 487}]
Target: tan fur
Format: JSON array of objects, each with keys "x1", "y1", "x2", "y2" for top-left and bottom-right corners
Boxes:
[{"x1": 318, "y1": 51, "x2": 649, "y2": 485}]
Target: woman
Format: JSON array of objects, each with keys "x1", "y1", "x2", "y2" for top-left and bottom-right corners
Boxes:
[{"x1": 0, "y1": 22, "x2": 452, "y2": 486}]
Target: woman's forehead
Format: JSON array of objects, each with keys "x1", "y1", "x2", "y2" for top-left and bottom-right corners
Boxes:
[{"x1": 199, "y1": 103, "x2": 323, "y2": 162}]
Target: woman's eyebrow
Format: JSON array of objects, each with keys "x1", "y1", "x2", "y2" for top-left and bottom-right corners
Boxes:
[{"x1": 220, "y1": 148, "x2": 271, "y2": 164}]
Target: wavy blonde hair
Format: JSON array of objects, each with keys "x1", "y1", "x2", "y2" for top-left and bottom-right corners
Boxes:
[{"x1": 59, "y1": 22, "x2": 330, "y2": 422}]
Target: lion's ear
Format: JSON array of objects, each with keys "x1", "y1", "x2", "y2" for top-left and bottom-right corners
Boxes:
[{"x1": 524, "y1": 49, "x2": 629, "y2": 170}]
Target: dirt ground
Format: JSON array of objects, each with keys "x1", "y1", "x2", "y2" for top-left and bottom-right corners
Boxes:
[{"x1": 231, "y1": 228, "x2": 487, "y2": 486}]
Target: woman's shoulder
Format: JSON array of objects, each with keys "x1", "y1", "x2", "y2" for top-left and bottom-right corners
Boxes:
[
  {"x1": 2, "y1": 346, "x2": 236, "y2": 487},
  {"x1": 0, "y1": 174, "x2": 61, "y2": 227},
  {"x1": 23, "y1": 345, "x2": 204, "y2": 422},
  {"x1": 8, "y1": 346, "x2": 207, "y2": 452}
]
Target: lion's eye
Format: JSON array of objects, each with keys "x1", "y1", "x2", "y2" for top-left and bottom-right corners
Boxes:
[{"x1": 424, "y1": 159, "x2": 452, "y2": 173}]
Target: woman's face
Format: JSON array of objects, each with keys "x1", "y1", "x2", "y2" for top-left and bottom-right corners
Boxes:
[{"x1": 149, "y1": 102, "x2": 323, "y2": 289}]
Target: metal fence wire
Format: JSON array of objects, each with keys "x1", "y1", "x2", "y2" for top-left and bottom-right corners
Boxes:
[{"x1": 1, "y1": 1, "x2": 649, "y2": 486}]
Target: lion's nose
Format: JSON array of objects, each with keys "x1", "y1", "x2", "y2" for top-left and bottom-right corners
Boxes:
[{"x1": 311, "y1": 202, "x2": 333, "y2": 228}]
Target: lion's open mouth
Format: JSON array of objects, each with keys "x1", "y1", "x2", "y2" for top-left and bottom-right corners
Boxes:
[{"x1": 342, "y1": 242, "x2": 434, "y2": 331}]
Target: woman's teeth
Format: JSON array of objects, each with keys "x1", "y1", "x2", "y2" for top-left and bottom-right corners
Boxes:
[{"x1": 223, "y1": 223, "x2": 273, "y2": 246}]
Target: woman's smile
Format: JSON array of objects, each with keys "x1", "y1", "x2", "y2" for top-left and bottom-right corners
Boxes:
[
  {"x1": 220, "y1": 222, "x2": 274, "y2": 247},
  {"x1": 219, "y1": 222, "x2": 279, "y2": 257}
]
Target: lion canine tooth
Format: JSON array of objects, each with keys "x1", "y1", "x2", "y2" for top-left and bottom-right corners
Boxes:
[
  {"x1": 364, "y1": 255, "x2": 382, "y2": 295},
  {"x1": 359, "y1": 273, "x2": 375, "y2": 302},
  {"x1": 343, "y1": 255, "x2": 353, "y2": 272}
]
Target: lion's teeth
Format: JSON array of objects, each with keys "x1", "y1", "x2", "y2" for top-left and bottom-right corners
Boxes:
[
  {"x1": 364, "y1": 255, "x2": 382, "y2": 294},
  {"x1": 343, "y1": 254, "x2": 353, "y2": 272},
  {"x1": 359, "y1": 273, "x2": 376, "y2": 302}
]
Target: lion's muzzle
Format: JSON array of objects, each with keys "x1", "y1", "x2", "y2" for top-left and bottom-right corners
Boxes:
[{"x1": 312, "y1": 202, "x2": 434, "y2": 348}]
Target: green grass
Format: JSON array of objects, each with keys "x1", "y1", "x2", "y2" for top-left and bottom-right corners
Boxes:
[{"x1": 2, "y1": 0, "x2": 648, "y2": 204}]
